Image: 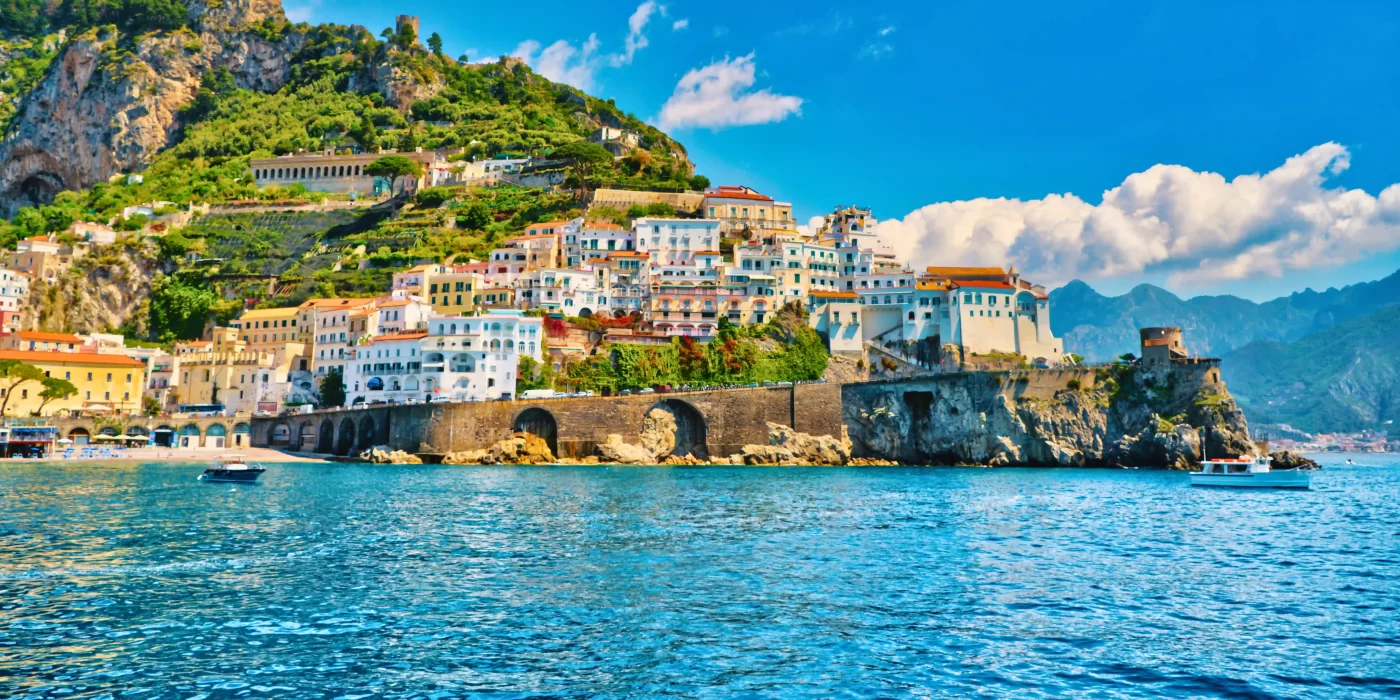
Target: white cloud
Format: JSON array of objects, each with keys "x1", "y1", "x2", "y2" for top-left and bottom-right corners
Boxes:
[
  {"x1": 672, "y1": 18, "x2": 690, "y2": 31},
  {"x1": 284, "y1": 0, "x2": 320, "y2": 22},
  {"x1": 797, "y1": 215, "x2": 826, "y2": 238},
  {"x1": 858, "y1": 25, "x2": 895, "y2": 60},
  {"x1": 656, "y1": 53, "x2": 803, "y2": 130},
  {"x1": 512, "y1": 34, "x2": 602, "y2": 90},
  {"x1": 874, "y1": 143, "x2": 1400, "y2": 289},
  {"x1": 611, "y1": 1, "x2": 662, "y2": 67}
]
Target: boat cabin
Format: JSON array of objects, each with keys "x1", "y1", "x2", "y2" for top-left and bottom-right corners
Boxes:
[{"x1": 1199, "y1": 456, "x2": 1272, "y2": 475}]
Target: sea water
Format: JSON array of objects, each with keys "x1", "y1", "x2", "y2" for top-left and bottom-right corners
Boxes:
[{"x1": 0, "y1": 454, "x2": 1396, "y2": 698}]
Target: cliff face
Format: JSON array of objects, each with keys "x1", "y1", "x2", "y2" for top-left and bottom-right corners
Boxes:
[
  {"x1": 843, "y1": 366, "x2": 1254, "y2": 469},
  {"x1": 0, "y1": 0, "x2": 300, "y2": 215},
  {"x1": 23, "y1": 243, "x2": 159, "y2": 335}
]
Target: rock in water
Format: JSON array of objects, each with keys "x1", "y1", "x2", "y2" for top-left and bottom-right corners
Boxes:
[
  {"x1": 639, "y1": 408, "x2": 678, "y2": 459},
  {"x1": 361, "y1": 446, "x2": 423, "y2": 464},
  {"x1": 597, "y1": 434, "x2": 657, "y2": 465},
  {"x1": 1270, "y1": 451, "x2": 1320, "y2": 470}
]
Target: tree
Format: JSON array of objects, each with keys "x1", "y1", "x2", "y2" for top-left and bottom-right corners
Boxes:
[
  {"x1": 689, "y1": 174, "x2": 711, "y2": 191},
  {"x1": 364, "y1": 155, "x2": 423, "y2": 197},
  {"x1": 35, "y1": 377, "x2": 78, "y2": 415},
  {"x1": 457, "y1": 201, "x2": 491, "y2": 230},
  {"x1": 143, "y1": 395, "x2": 162, "y2": 417},
  {"x1": 319, "y1": 367, "x2": 347, "y2": 409},
  {"x1": 551, "y1": 141, "x2": 613, "y2": 200},
  {"x1": 395, "y1": 22, "x2": 417, "y2": 49},
  {"x1": 427, "y1": 32, "x2": 444, "y2": 57},
  {"x1": 352, "y1": 114, "x2": 380, "y2": 153},
  {"x1": 0, "y1": 361, "x2": 45, "y2": 416},
  {"x1": 397, "y1": 123, "x2": 419, "y2": 153}
]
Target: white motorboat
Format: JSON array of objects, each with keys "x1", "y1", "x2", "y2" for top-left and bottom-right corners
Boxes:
[
  {"x1": 199, "y1": 455, "x2": 266, "y2": 483},
  {"x1": 1189, "y1": 455, "x2": 1312, "y2": 489}
]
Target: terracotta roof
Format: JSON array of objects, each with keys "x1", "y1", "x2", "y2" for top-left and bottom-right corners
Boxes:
[
  {"x1": 606, "y1": 251, "x2": 649, "y2": 258},
  {"x1": 378, "y1": 300, "x2": 411, "y2": 308},
  {"x1": 809, "y1": 291, "x2": 859, "y2": 300},
  {"x1": 706, "y1": 187, "x2": 773, "y2": 202},
  {"x1": 950, "y1": 280, "x2": 1016, "y2": 290},
  {"x1": 0, "y1": 349, "x2": 145, "y2": 367},
  {"x1": 925, "y1": 266, "x2": 1005, "y2": 277},
  {"x1": 299, "y1": 298, "x2": 376, "y2": 309},
  {"x1": 15, "y1": 331, "x2": 83, "y2": 343},
  {"x1": 694, "y1": 250, "x2": 722, "y2": 255},
  {"x1": 22, "y1": 235, "x2": 52, "y2": 243}
]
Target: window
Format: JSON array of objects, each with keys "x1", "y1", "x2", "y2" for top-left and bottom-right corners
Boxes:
[{"x1": 87, "y1": 372, "x2": 93, "y2": 381}]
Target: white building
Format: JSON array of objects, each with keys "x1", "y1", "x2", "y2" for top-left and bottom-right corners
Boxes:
[{"x1": 418, "y1": 310, "x2": 544, "y2": 403}]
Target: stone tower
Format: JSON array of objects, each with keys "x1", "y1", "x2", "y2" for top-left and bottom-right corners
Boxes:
[
  {"x1": 395, "y1": 15, "x2": 420, "y2": 42},
  {"x1": 1139, "y1": 327, "x2": 1185, "y2": 369}
]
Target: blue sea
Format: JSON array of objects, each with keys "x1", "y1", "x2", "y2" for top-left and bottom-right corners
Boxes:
[{"x1": 0, "y1": 454, "x2": 1396, "y2": 699}]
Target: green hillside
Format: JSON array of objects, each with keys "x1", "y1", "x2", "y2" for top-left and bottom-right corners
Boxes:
[
  {"x1": 0, "y1": 8, "x2": 709, "y2": 341},
  {"x1": 1222, "y1": 305, "x2": 1400, "y2": 433}
]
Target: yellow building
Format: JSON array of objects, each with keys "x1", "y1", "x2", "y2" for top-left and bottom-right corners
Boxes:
[
  {"x1": 0, "y1": 349, "x2": 146, "y2": 416},
  {"x1": 173, "y1": 329, "x2": 313, "y2": 414},
  {"x1": 426, "y1": 271, "x2": 482, "y2": 315},
  {"x1": 231, "y1": 307, "x2": 305, "y2": 347}
]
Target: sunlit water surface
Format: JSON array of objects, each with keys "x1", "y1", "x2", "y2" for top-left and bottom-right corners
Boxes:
[{"x1": 0, "y1": 454, "x2": 1397, "y2": 699}]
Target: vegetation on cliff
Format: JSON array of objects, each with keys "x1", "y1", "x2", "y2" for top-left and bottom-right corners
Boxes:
[{"x1": 519, "y1": 306, "x2": 830, "y2": 394}]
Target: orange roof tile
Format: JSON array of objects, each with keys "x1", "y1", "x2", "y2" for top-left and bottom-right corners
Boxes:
[
  {"x1": 15, "y1": 331, "x2": 83, "y2": 343},
  {"x1": 371, "y1": 331, "x2": 428, "y2": 342},
  {"x1": 0, "y1": 349, "x2": 145, "y2": 367},
  {"x1": 809, "y1": 291, "x2": 859, "y2": 300}
]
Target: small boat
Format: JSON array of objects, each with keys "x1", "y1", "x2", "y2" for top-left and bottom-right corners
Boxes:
[
  {"x1": 199, "y1": 455, "x2": 266, "y2": 483},
  {"x1": 1189, "y1": 455, "x2": 1311, "y2": 489}
]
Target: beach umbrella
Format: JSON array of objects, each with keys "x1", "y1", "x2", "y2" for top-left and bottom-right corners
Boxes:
[{"x1": 57, "y1": 438, "x2": 73, "y2": 444}]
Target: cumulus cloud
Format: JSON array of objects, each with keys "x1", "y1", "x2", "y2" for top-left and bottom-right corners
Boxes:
[
  {"x1": 612, "y1": 1, "x2": 663, "y2": 67},
  {"x1": 858, "y1": 25, "x2": 895, "y2": 60},
  {"x1": 511, "y1": 2, "x2": 662, "y2": 89},
  {"x1": 672, "y1": 18, "x2": 690, "y2": 31},
  {"x1": 797, "y1": 215, "x2": 826, "y2": 238},
  {"x1": 875, "y1": 143, "x2": 1400, "y2": 288},
  {"x1": 656, "y1": 54, "x2": 803, "y2": 130},
  {"x1": 512, "y1": 35, "x2": 603, "y2": 90}
]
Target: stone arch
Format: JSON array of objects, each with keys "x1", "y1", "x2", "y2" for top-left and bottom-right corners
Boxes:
[
  {"x1": 512, "y1": 407, "x2": 558, "y2": 457},
  {"x1": 125, "y1": 425, "x2": 148, "y2": 436},
  {"x1": 357, "y1": 414, "x2": 378, "y2": 451},
  {"x1": 578, "y1": 307, "x2": 593, "y2": 318},
  {"x1": 316, "y1": 419, "x2": 335, "y2": 453},
  {"x1": 655, "y1": 399, "x2": 708, "y2": 459},
  {"x1": 233, "y1": 422, "x2": 252, "y2": 447},
  {"x1": 336, "y1": 417, "x2": 357, "y2": 456},
  {"x1": 98, "y1": 426, "x2": 119, "y2": 437},
  {"x1": 299, "y1": 421, "x2": 317, "y2": 451},
  {"x1": 271, "y1": 423, "x2": 292, "y2": 446}
]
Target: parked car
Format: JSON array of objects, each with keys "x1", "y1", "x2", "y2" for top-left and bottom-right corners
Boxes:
[
  {"x1": 618, "y1": 389, "x2": 632, "y2": 396},
  {"x1": 638, "y1": 388, "x2": 655, "y2": 395}
]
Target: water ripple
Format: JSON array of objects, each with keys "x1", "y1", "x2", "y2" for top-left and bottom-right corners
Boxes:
[{"x1": 0, "y1": 455, "x2": 1396, "y2": 698}]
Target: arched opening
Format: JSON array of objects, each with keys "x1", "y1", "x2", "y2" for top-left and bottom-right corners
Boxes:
[
  {"x1": 179, "y1": 424, "x2": 202, "y2": 449},
  {"x1": 233, "y1": 422, "x2": 252, "y2": 447},
  {"x1": 357, "y1": 415, "x2": 377, "y2": 451},
  {"x1": 125, "y1": 426, "x2": 148, "y2": 436},
  {"x1": 578, "y1": 307, "x2": 593, "y2": 319},
  {"x1": 68, "y1": 427, "x2": 91, "y2": 446},
  {"x1": 512, "y1": 408, "x2": 558, "y2": 457},
  {"x1": 152, "y1": 425, "x2": 175, "y2": 448},
  {"x1": 298, "y1": 422, "x2": 316, "y2": 451},
  {"x1": 205, "y1": 423, "x2": 228, "y2": 449},
  {"x1": 316, "y1": 420, "x2": 335, "y2": 453},
  {"x1": 336, "y1": 417, "x2": 357, "y2": 456},
  {"x1": 271, "y1": 423, "x2": 292, "y2": 446},
  {"x1": 656, "y1": 399, "x2": 708, "y2": 459},
  {"x1": 98, "y1": 426, "x2": 119, "y2": 437}
]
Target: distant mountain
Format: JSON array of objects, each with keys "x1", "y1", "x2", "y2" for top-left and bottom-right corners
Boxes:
[
  {"x1": 1049, "y1": 269, "x2": 1400, "y2": 361},
  {"x1": 1222, "y1": 305, "x2": 1400, "y2": 433}
]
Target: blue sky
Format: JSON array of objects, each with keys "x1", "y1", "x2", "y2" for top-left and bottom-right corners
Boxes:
[{"x1": 286, "y1": 0, "x2": 1400, "y2": 301}]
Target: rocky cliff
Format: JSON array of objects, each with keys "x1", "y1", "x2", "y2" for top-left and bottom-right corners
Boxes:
[
  {"x1": 0, "y1": 0, "x2": 299, "y2": 214},
  {"x1": 843, "y1": 366, "x2": 1255, "y2": 469},
  {"x1": 22, "y1": 242, "x2": 159, "y2": 334}
]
